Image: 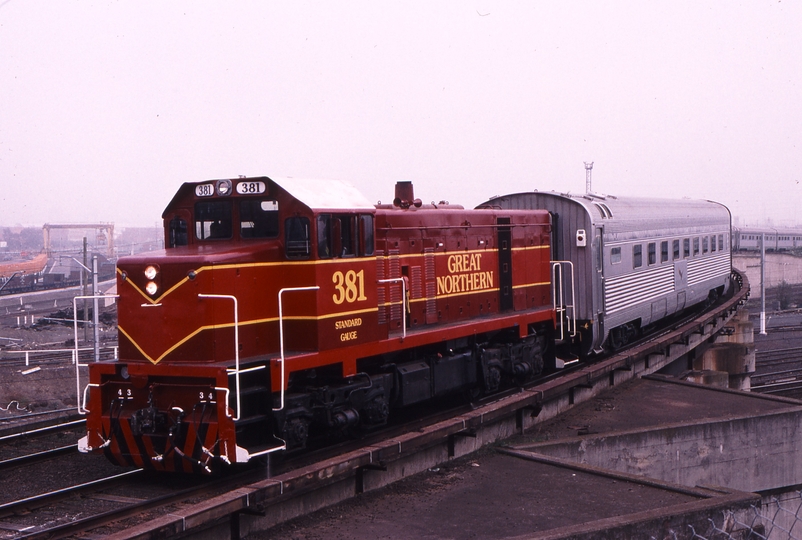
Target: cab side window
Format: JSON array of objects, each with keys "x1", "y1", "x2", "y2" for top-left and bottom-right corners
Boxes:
[
  {"x1": 168, "y1": 216, "x2": 188, "y2": 247},
  {"x1": 317, "y1": 215, "x2": 332, "y2": 259},
  {"x1": 360, "y1": 214, "x2": 375, "y2": 256},
  {"x1": 316, "y1": 213, "x2": 375, "y2": 258},
  {"x1": 285, "y1": 217, "x2": 311, "y2": 259}
]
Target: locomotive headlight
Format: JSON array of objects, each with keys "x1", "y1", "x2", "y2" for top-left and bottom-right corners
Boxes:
[
  {"x1": 144, "y1": 265, "x2": 158, "y2": 280},
  {"x1": 216, "y1": 179, "x2": 232, "y2": 196},
  {"x1": 145, "y1": 281, "x2": 159, "y2": 296}
]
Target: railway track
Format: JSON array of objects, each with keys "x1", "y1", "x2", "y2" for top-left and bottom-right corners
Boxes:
[
  {"x1": 9, "y1": 271, "x2": 743, "y2": 539},
  {"x1": 0, "y1": 272, "x2": 749, "y2": 538},
  {"x1": 0, "y1": 419, "x2": 86, "y2": 473}
]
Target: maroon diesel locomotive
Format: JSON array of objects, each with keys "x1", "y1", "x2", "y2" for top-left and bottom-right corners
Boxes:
[{"x1": 78, "y1": 177, "x2": 557, "y2": 473}]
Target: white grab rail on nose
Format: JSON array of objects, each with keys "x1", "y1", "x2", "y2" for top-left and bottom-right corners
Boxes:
[
  {"x1": 198, "y1": 294, "x2": 242, "y2": 420},
  {"x1": 73, "y1": 294, "x2": 119, "y2": 415}
]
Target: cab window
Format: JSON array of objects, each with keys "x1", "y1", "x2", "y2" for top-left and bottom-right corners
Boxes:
[
  {"x1": 195, "y1": 201, "x2": 232, "y2": 240},
  {"x1": 168, "y1": 216, "x2": 188, "y2": 247},
  {"x1": 360, "y1": 214, "x2": 375, "y2": 256},
  {"x1": 240, "y1": 200, "x2": 279, "y2": 239},
  {"x1": 285, "y1": 217, "x2": 311, "y2": 259},
  {"x1": 316, "y1": 213, "x2": 374, "y2": 258},
  {"x1": 317, "y1": 215, "x2": 333, "y2": 259}
]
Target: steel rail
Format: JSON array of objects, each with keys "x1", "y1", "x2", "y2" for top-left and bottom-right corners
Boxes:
[
  {"x1": 17, "y1": 469, "x2": 256, "y2": 540},
  {"x1": 0, "y1": 419, "x2": 85, "y2": 443},
  {"x1": 0, "y1": 469, "x2": 143, "y2": 516},
  {"x1": 0, "y1": 444, "x2": 77, "y2": 471}
]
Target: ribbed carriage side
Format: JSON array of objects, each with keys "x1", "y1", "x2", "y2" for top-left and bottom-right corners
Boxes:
[{"x1": 479, "y1": 191, "x2": 732, "y2": 353}]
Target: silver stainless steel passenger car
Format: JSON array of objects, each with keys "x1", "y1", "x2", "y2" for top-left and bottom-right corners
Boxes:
[
  {"x1": 732, "y1": 227, "x2": 802, "y2": 251},
  {"x1": 479, "y1": 192, "x2": 732, "y2": 355}
]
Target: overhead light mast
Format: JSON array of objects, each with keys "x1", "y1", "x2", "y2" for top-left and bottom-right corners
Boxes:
[{"x1": 584, "y1": 161, "x2": 594, "y2": 194}]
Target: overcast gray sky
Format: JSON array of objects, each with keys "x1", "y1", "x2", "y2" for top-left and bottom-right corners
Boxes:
[{"x1": 1, "y1": 1, "x2": 799, "y2": 228}]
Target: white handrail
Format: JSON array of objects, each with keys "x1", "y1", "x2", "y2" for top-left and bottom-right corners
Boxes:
[
  {"x1": 275, "y1": 286, "x2": 320, "y2": 412},
  {"x1": 73, "y1": 294, "x2": 119, "y2": 415},
  {"x1": 198, "y1": 294, "x2": 241, "y2": 420},
  {"x1": 378, "y1": 277, "x2": 406, "y2": 339},
  {"x1": 551, "y1": 261, "x2": 576, "y2": 340}
]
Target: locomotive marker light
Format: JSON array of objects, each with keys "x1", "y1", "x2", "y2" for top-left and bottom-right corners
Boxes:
[{"x1": 576, "y1": 229, "x2": 587, "y2": 247}]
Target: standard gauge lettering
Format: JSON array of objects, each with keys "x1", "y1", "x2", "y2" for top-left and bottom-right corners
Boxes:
[{"x1": 334, "y1": 317, "x2": 362, "y2": 330}]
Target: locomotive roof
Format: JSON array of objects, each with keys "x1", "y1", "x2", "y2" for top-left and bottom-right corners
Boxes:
[
  {"x1": 164, "y1": 176, "x2": 375, "y2": 216},
  {"x1": 480, "y1": 191, "x2": 731, "y2": 233},
  {"x1": 269, "y1": 176, "x2": 375, "y2": 210}
]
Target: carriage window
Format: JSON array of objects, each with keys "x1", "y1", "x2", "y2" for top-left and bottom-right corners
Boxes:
[
  {"x1": 285, "y1": 217, "x2": 311, "y2": 259},
  {"x1": 702, "y1": 237, "x2": 709, "y2": 253},
  {"x1": 360, "y1": 214, "x2": 374, "y2": 256},
  {"x1": 719, "y1": 235, "x2": 724, "y2": 251},
  {"x1": 633, "y1": 245, "x2": 642, "y2": 268},
  {"x1": 240, "y1": 200, "x2": 279, "y2": 239},
  {"x1": 647, "y1": 243, "x2": 656, "y2": 265},
  {"x1": 672, "y1": 239, "x2": 680, "y2": 260},
  {"x1": 610, "y1": 247, "x2": 621, "y2": 264},
  {"x1": 683, "y1": 238, "x2": 690, "y2": 258},
  {"x1": 661, "y1": 241, "x2": 669, "y2": 263},
  {"x1": 168, "y1": 216, "x2": 188, "y2": 247},
  {"x1": 693, "y1": 238, "x2": 700, "y2": 256},
  {"x1": 711, "y1": 235, "x2": 717, "y2": 252},
  {"x1": 195, "y1": 201, "x2": 232, "y2": 240}
]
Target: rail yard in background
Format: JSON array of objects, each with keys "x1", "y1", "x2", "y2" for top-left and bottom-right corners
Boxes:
[{"x1": 3, "y1": 178, "x2": 802, "y2": 537}]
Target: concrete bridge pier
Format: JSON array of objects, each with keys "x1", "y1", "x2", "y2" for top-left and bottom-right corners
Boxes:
[
  {"x1": 659, "y1": 307, "x2": 755, "y2": 390},
  {"x1": 689, "y1": 307, "x2": 755, "y2": 391}
]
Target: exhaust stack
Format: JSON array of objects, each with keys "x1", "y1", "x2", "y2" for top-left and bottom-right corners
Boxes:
[{"x1": 393, "y1": 181, "x2": 422, "y2": 209}]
